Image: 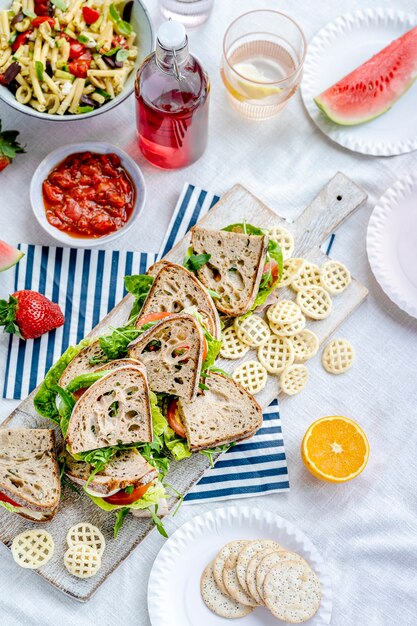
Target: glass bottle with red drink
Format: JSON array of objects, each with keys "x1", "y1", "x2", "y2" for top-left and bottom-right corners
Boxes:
[{"x1": 135, "y1": 21, "x2": 210, "y2": 169}]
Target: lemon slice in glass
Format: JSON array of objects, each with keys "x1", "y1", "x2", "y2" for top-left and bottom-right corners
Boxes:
[{"x1": 233, "y1": 63, "x2": 282, "y2": 100}]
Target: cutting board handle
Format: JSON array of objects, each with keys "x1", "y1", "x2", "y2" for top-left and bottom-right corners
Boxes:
[{"x1": 294, "y1": 172, "x2": 368, "y2": 255}]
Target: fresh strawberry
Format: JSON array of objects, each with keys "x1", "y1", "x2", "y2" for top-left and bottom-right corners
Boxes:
[
  {"x1": 0, "y1": 290, "x2": 64, "y2": 340},
  {"x1": 0, "y1": 155, "x2": 11, "y2": 172},
  {"x1": 0, "y1": 120, "x2": 25, "y2": 172}
]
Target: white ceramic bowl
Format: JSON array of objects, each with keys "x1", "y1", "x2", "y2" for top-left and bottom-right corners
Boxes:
[
  {"x1": 30, "y1": 142, "x2": 146, "y2": 247},
  {"x1": 0, "y1": 0, "x2": 153, "y2": 121}
]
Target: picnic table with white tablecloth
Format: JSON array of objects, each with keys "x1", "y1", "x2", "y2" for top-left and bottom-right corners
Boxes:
[{"x1": 0, "y1": 1, "x2": 417, "y2": 624}]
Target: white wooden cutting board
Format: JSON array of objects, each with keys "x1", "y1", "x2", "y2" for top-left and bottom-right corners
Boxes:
[{"x1": 0, "y1": 173, "x2": 368, "y2": 601}]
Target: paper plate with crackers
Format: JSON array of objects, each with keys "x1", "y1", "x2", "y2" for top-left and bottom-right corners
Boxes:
[{"x1": 148, "y1": 506, "x2": 332, "y2": 625}]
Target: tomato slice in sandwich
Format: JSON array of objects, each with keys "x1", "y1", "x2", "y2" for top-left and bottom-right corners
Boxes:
[
  {"x1": 166, "y1": 399, "x2": 187, "y2": 439},
  {"x1": 136, "y1": 311, "x2": 208, "y2": 360},
  {"x1": 104, "y1": 482, "x2": 151, "y2": 506},
  {"x1": 135, "y1": 311, "x2": 172, "y2": 329},
  {"x1": 0, "y1": 492, "x2": 21, "y2": 507},
  {"x1": 262, "y1": 259, "x2": 280, "y2": 284}
]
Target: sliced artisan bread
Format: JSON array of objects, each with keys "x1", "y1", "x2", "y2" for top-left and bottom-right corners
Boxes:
[
  {"x1": 64, "y1": 448, "x2": 158, "y2": 496},
  {"x1": 95, "y1": 358, "x2": 145, "y2": 374},
  {"x1": 129, "y1": 313, "x2": 204, "y2": 402},
  {"x1": 190, "y1": 227, "x2": 269, "y2": 316},
  {"x1": 0, "y1": 428, "x2": 60, "y2": 518},
  {"x1": 59, "y1": 339, "x2": 106, "y2": 388},
  {"x1": 177, "y1": 372, "x2": 263, "y2": 450},
  {"x1": 146, "y1": 260, "x2": 170, "y2": 277},
  {"x1": 65, "y1": 365, "x2": 153, "y2": 455},
  {"x1": 139, "y1": 262, "x2": 221, "y2": 339}
]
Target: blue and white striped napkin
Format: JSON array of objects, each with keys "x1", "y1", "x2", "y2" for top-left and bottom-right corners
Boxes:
[
  {"x1": 3, "y1": 182, "x2": 289, "y2": 502},
  {"x1": 3, "y1": 247, "x2": 156, "y2": 400}
]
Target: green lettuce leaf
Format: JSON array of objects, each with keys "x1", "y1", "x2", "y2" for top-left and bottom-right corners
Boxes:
[
  {"x1": 181, "y1": 306, "x2": 222, "y2": 373},
  {"x1": 149, "y1": 391, "x2": 168, "y2": 438},
  {"x1": 87, "y1": 481, "x2": 167, "y2": 512},
  {"x1": 33, "y1": 339, "x2": 91, "y2": 422},
  {"x1": 124, "y1": 274, "x2": 154, "y2": 320},
  {"x1": 56, "y1": 386, "x2": 75, "y2": 438},
  {"x1": 66, "y1": 371, "x2": 109, "y2": 393},
  {"x1": 0, "y1": 500, "x2": 19, "y2": 514},
  {"x1": 97, "y1": 326, "x2": 140, "y2": 362},
  {"x1": 202, "y1": 332, "x2": 222, "y2": 373},
  {"x1": 183, "y1": 247, "x2": 211, "y2": 273},
  {"x1": 163, "y1": 426, "x2": 191, "y2": 461},
  {"x1": 89, "y1": 481, "x2": 169, "y2": 538}
]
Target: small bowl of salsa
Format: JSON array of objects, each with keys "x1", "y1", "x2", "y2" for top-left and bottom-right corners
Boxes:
[{"x1": 30, "y1": 142, "x2": 146, "y2": 247}]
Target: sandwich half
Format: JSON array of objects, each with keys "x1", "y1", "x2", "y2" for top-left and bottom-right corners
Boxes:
[
  {"x1": 128, "y1": 313, "x2": 205, "y2": 401},
  {"x1": 190, "y1": 226, "x2": 269, "y2": 316},
  {"x1": 63, "y1": 448, "x2": 168, "y2": 520},
  {"x1": 35, "y1": 359, "x2": 171, "y2": 536},
  {"x1": 65, "y1": 364, "x2": 153, "y2": 456},
  {"x1": 176, "y1": 373, "x2": 263, "y2": 451},
  {"x1": 140, "y1": 262, "x2": 221, "y2": 339},
  {"x1": 0, "y1": 428, "x2": 61, "y2": 522}
]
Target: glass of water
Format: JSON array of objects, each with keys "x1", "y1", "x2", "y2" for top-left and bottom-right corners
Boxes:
[
  {"x1": 159, "y1": 0, "x2": 214, "y2": 28},
  {"x1": 221, "y1": 10, "x2": 306, "y2": 120}
]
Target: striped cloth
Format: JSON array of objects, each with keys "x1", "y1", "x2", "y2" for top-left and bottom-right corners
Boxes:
[
  {"x1": 3, "y1": 182, "x2": 290, "y2": 502},
  {"x1": 3, "y1": 247, "x2": 156, "y2": 400},
  {"x1": 159, "y1": 183, "x2": 289, "y2": 503}
]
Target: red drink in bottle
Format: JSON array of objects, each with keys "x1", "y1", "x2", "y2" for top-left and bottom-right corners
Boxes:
[{"x1": 135, "y1": 21, "x2": 210, "y2": 169}]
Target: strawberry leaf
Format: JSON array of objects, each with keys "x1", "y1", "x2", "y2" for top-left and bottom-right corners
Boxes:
[
  {"x1": 0, "y1": 295, "x2": 22, "y2": 339},
  {"x1": 0, "y1": 121, "x2": 26, "y2": 162}
]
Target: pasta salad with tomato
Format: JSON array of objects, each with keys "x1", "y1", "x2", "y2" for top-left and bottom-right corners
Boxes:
[{"x1": 0, "y1": 0, "x2": 138, "y2": 115}]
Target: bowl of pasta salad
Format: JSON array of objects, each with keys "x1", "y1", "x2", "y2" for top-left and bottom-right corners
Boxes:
[{"x1": 0, "y1": 0, "x2": 153, "y2": 119}]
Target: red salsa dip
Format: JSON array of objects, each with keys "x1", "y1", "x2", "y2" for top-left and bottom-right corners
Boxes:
[{"x1": 42, "y1": 151, "x2": 135, "y2": 238}]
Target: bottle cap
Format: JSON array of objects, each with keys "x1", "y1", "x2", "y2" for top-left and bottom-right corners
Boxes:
[{"x1": 157, "y1": 20, "x2": 187, "y2": 50}]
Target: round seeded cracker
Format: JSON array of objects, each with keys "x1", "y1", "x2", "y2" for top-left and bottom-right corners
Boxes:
[
  {"x1": 213, "y1": 540, "x2": 248, "y2": 595},
  {"x1": 256, "y1": 550, "x2": 305, "y2": 601},
  {"x1": 236, "y1": 540, "x2": 282, "y2": 595},
  {"x1": 223, "y1": 555, "x2": 258, "y2": 607},
  {"x1": 201, "y1": 561, "x2": 254, "y2": 619},
  {"x1": 263, "y1": 560, "x2": 322, "y2": 623}
]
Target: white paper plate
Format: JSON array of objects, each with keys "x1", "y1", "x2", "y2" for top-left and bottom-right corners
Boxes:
[
  {"x1": 302, "y1": 8, "x2": 417, "y2": 156},
  {"x1": 148, "y1": 506, "x2": 332, "y2": 625},
  {"x1": 367, "y1": 173, "x2": 417, "y2": 318}
]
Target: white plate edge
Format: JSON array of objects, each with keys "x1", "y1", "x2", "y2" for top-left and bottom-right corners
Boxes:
[
  {"x1": 147, "y1": 505, "x2": 333, "y2": 626},
  {"x1": 301, "y1": 7, "x2": 417, "y2": 156},
  {"x1": 366, "y1": 172, "x2": 417, "y2": 318}
]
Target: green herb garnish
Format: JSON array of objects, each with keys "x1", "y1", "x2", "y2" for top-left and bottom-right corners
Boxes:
[
  {"x1": 116, "y1": 48, "x2": 129, "y2": 62},
  {"x1": 183, "y1": 247, "x2": 211, "y2": 273},
  {"x1": 51, "y1": 0, "x2": 67, "y2": 11},
  {"x1": 35, "y1": 60, "x2": 44, "y2": 81},
  {"x1": 113, "y1": 508, "x2": 130, "y2": 538}
]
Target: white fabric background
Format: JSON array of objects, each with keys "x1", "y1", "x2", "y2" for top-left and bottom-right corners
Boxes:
[{"x1": 1, "y1": 0, "x2": 417, "y2": 624}]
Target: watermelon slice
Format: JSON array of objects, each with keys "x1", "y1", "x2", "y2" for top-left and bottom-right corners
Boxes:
[
  {"x1": 0, "y1": 241, "x2": 24, "y2": 272},
  {"x1": 314, "y1": 26, "x2": 417, "y2": 125}
]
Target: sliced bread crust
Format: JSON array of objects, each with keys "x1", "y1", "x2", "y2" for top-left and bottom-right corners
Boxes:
[
  {"x1": 190, "y1": 227, "x2": 269, "y2": 316},
  {"x1": 140, "y1": 262, "x2": 221, "y2": 339},
  {"x1": 65, "y1": 365, "x2": 153, "y2": 455},
  {"x1": 0, "y1": 428, "x2": 61, "y2": 513},
  {"x1": 177, "y1": 373, "x2": 263, "y2": 450},
  {"x1": 59, "y1": 339, "x2": 106, "y2": 388},
  {"x1": 64, "y1": 448, "x2": 158, "y2": 495},
  {"x1": 129, "y1": 313, "x2": 204, "y2": 402}
]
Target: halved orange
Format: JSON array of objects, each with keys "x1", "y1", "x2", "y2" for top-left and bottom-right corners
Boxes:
[{"x1": 301, "y1": 416, "x2": 369, "y2": 483}]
